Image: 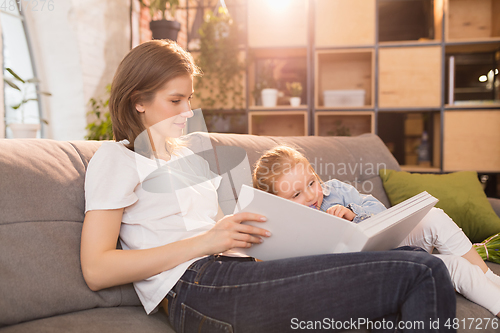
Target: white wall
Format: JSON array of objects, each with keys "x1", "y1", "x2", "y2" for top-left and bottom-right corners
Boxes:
[{"x1": 23, "y1": 0, "x2": 130, "y2": 140}]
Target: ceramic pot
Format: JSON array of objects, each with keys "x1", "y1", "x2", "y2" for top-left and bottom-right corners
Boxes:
[
  {"x1": 290, "y1": 97, "x2": 301, "y2": 107},
  {"x1": 261, "y1": 88, "x2": 278, "y2": 107},
  {"x1": 9, "y1": 123, "x2": 40, "y2": 138}
]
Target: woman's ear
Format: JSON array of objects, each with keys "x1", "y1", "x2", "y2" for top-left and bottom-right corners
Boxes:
[{"x1": 135, "y1": 103, "x2": 146, "y2": 113}]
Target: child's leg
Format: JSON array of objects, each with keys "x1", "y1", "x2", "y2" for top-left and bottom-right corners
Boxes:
[
  {"x1": 435, "y1": 254, "x2": 500, "y2": 317},
  {"x1": 399, "y1": 207, "x2": 488, "y2": 272}
]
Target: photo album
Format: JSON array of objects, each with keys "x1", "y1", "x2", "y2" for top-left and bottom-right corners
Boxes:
[{"x1": 234, "y1": 185, "x2": 438, "y2": 261}]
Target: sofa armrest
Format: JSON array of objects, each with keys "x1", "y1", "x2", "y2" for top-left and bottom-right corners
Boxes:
[{"x1": 488, "y1": 197, "x2": 500, "y2": 218}]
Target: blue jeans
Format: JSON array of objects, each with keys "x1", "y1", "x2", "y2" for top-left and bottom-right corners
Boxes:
[{"x1": 166, "y1": 249, "x2": 456, "y2": 333}]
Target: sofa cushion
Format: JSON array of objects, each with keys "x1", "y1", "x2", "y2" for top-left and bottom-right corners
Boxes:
[
  {"x1": 0, "y1": 307, "x2": 172, "y2": 333},
  {"x1": 0, "y1": 139, "x2": 140, "y2": 327},
  {"x1": 379, "y1": 169, "x2": 500, "y2": 243}
]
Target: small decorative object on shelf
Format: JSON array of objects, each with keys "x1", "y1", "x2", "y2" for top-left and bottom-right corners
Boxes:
[
  {"x1": 287, "y1": 82, "x2": 302, "y2": 107},
  {"x1": 140, "y1": 0, "x2": 180, "y2": 41},
  {"x1": 3, "y1": 67, "x2": 51, "y2": 138},
  {"x1": 261, "y1": 88, "x2": 278, "y2": 107}
]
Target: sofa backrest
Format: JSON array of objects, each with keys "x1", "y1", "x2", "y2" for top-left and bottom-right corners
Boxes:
[
  {"x1": 185, "y1": 132, "x2": 400, "y2": 213},
  {"x1": 0, "y1": 133, "x2": 399, "y2": 327},
  {"x1": 0, "y1": 139, "x2": 140, "y2": 327}
]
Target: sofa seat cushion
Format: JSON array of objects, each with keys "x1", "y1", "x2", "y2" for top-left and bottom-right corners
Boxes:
[{"x1": 0, "y1": 307, "x2": 173, "y2": 333}]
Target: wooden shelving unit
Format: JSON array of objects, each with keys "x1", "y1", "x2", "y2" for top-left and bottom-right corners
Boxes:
[{"x1": 216, "y1": 0, "x2": 500, "y2": 172}]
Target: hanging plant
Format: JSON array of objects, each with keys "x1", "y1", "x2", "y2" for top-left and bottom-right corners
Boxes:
[{"x1": 194, "y1": 6, "x2": 245, "y2": 112}]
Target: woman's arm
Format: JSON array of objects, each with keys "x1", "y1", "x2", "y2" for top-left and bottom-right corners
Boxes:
[{"x1": 80, "y1": 209, "x2": 269, "y2": 291}]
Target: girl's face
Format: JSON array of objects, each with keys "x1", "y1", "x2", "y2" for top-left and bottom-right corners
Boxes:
[
  {"x1": 274, "y1": 162, "x2": 324, "y2": 209},
  {"x1": 135, "y1": 75, "x2": 194, "y2": 138}
]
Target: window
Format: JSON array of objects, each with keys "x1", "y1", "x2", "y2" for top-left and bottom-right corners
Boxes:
[{"x1": 1, "y1": 3, "x2": 41, "y2": 138}]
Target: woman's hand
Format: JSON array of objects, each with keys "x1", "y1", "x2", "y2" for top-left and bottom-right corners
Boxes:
[
  {"x1": 326, "y1": 205, "x2": 356, "y2": 221},
  {"x1": 199, "y1": 212, "x2": 271, "y2": 255}
]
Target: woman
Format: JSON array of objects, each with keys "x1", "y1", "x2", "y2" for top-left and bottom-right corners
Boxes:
[{"x1": 81, "y1": 40, "x2": 456, "y2": 332}]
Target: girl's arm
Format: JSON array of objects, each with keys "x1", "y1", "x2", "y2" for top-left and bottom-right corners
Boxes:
[
  {"x1": 332, "y1": 180, "x2": 386, "y2": 222},
  {"x1": 80, "y1": 208, "x2": 269, "y2": 291}
]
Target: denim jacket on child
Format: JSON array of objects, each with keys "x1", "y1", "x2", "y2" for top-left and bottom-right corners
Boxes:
[{"x1": 318, "y1": 179, "x2": 387, "y2": 223}]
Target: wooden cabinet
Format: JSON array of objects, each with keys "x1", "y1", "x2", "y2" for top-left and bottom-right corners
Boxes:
[
  {"x1": 379, "y1": 46, "x2": 442, "y2": 108},
  {"x1": 248, "y1": 111, "x2": 308, "y2": 136}
]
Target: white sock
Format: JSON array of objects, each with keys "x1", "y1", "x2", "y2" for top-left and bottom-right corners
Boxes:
[
  {"x1": 485, "y1": 268, "x2": 500, "y2": 288},
  {"x1": 436, "y1": 254, "x2": 500, "y2": 316}
]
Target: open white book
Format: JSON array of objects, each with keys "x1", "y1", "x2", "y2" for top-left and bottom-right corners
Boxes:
[{"x1": 233, "y1": 184, "x2": 438, "y2": 261}]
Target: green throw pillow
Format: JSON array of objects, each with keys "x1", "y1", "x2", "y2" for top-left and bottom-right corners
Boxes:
[{"x1": 379, "y1": 169, "x2": 500, "y2": 243}]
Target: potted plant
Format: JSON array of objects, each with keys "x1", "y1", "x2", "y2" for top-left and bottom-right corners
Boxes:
[
  {"x1": 194, "y1": 5, "x2": 245, "y2": 130},
  {"x1": 3, "y1": 68, "x2": 51, "y2": 138},
  {"x1": 140, "y1": 0, "x2": 181, "y2": 41},
  {"x1": 287, "y1": 81, "x2": 302, "y2": 107},
  {"x1": 85, "y1": 84, "x2": 113, "y2": 140},
  {"x1": 258, "y1": 59, "x2": 279, "y2": 107}
]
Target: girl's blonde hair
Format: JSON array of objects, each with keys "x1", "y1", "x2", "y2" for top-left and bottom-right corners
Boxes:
[
  {"x1": 252, "y1": 145, "x2": 321, "y2": 194},
  {"x1": 109, "y1": 39, "x2": 201, "y2": 156}
]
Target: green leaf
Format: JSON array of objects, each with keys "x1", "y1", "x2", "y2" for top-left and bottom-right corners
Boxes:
[
  {"x1": 27, "y1": 78, "x2": 40, "y2": 83},
  {"x1": 6, "y1": 68, "x2": 25, "y2": 83},
  {"x1": 4, "y1": 78, "x2": 21, "y2": 91}
]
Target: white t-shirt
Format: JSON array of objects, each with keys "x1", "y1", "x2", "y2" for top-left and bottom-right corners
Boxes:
[{"x1": 84, "y1": 140, "x2": 222, "y2": 314}]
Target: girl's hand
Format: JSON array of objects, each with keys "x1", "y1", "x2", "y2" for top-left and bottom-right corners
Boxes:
[
  {"x1": 200, "y1": 212, "x2": 271, "y2": 255},
  {"x1": 326, "y1": 205, "x2": 356, "y2": 221}
]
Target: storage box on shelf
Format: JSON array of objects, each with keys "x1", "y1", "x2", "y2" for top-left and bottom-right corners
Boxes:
[
  {"x1": 314, "y1": 111, "x2": 374, "y2": 137},
  {"x1": 315, "y1": 50, "x2": 373, "y2": 109},
  {"x1": 314, "y1": 0, "x2": 375, "y2": 47},
  {"x1": 443, "y1": 110, "x2": 500, "y2": 172},
  {"x1": 247, "y1": 0, "x2": 308, "y2": 48},
  {"x1": 378, "y1": 46, "x2": 442, "y2": 108},
  {"x1": 248, "y1": 111, "x2": 308, "y2": 136},
  {"x1": 446, "y1": 0, "x2": 500, "y2": 41}
]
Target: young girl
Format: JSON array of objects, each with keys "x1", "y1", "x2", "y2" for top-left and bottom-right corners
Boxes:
[
  {"x1": 253, "y1": 145, "x2": 500, "y2": 317},
  {"x1": 81, "y1": 40, "x2": 457, "y2": 332}
]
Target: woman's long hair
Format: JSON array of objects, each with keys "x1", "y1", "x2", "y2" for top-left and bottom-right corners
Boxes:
[{"x1": 109, "y1": 39, "x2": 201, "y2": 154}]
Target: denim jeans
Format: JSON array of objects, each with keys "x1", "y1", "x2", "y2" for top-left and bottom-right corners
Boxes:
[{"x1": 166, "y1": 249, "x2": 456, "y2": 333}]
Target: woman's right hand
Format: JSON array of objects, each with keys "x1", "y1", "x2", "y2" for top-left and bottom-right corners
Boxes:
[{"x1": 200, "y1": 213, "x2": 271, "y2": 255}]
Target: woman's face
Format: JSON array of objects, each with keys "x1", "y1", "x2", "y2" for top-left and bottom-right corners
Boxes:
[
  {"x1": 135, "y1": 75, "x2": 194, "y2": 138},
  {"x1": 274, "y1": 162, "x2": 324, "y2": 209}
]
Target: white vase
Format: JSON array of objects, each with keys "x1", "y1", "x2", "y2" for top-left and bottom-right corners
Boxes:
[
  {"x1": 9, "y1": 123, "x2": 40, "y2": 138},
  {"x1": 290, "y1": 97, "x2": 301, "y2": 107},
  {"x1": 261, "y1": 88, "x2": 278, "y2": 107}
]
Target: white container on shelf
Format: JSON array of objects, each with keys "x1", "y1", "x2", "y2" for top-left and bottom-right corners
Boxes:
[
  {"x1": 323, "y1": 89, "x2": 365, "y2": 107},
  {"x1": 261, "y1": 88, "x2": 278, "y2": 107}
]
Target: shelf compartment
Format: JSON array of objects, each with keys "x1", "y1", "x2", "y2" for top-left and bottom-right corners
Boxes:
[
  {"x1": 247, "y1": 0, "x2": 308, "y2": 48},
  {"x1": 314, "y1": 111, "x2": 374, "y2": 137},
  {"x1": 378, "y1": 0, "x2": 443, "y2": 43},
  {"x1": 443, "y1": 110, "x2": 500, "y2": 172},
  {"x1": 446, "y1": 0, "x2": 500, "y2": 41},
  {"x1": 248, "y1": 111, "x2": 308, "y2": 136},
  {"x1": 315, "y1": 0, "x2": 375, "y2": 47},
  {"x1": 377, "y1": 111, "x2": 441, "y2": 169},
  {"x1": 379, "y1": 46, "x2": 442, "y2": 108},
  {"x1": 315, "y1": 49, "x2": 374, "y2": 108}
]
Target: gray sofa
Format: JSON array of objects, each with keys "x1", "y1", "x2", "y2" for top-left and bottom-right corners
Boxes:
[{"x1": 1, "y1": 132, "x2": 499, "y2": 333}]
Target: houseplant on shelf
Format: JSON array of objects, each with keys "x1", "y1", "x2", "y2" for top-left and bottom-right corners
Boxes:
[
  {"x1": 255, "y1": 59, "x2": 279, "y2": 107},
  {"x1": 85, "y1": 84, "x2": 113, "y2": 141},
  {"x1": 287, "y1": 81, "x2": 302, "y2": 107},
  {"x1": 3, "y1": 68, "x2": 51, "y2": 138},
  {"x1": 194, "y1": 4, "x2": 245, "y2": 131},
  {"x1": 140, "y1": 0, "x2": 180, "y2": 41}
]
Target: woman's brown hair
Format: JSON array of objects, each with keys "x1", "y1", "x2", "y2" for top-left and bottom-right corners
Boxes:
[
  {"x1": 109, "y1": 39, "x2": 201, "y2": 153},
  {"x1": 252, "y1": 145, "x2": 322, "y2": 194}
]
